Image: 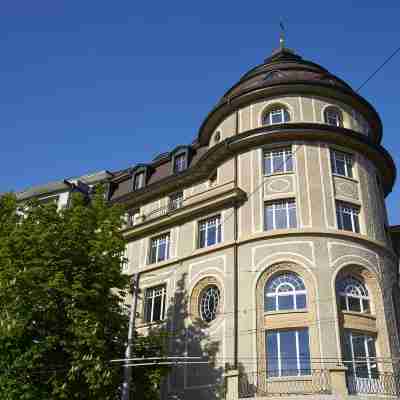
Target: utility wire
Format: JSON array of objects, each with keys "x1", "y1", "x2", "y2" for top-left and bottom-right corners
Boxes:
[{"x1": 356, "y1": 45, "x2": 400, "y2": 91}]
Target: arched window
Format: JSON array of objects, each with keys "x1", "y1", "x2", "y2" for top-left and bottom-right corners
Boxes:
[
  {"x1": 262, "y1": 105, "x2": 290, "y2": 126},
  {"x1": 265, "y1": 273, "x2": 307, "y2": 312},
  {"x1": 337, "y1": 276, "x2": 370, "y2": 313},
  {"x1": 199, "y1": 285, "x2": 220, "y2": 322},
  {"x1": 324, "y1": 107, "x2": 343, "y2": 127}
]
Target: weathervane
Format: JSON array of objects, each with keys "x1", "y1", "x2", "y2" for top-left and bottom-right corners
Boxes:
[{"x1": 279, "y1": 20, "x2": 285, "y2": 50}]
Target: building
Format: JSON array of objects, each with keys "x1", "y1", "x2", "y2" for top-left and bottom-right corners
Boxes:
[
  {"x1": 104, "y1": 45, "x2": 400, "y2": 399},
  {"x1": 17, "y1": 44, "x2": 400, "y2": 399}
]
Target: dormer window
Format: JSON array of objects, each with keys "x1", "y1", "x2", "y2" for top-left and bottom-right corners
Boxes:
[
  {"x1": 174, "y1": 153, "x2": 187, "y2": 173},
  {"x1": 324, "y1": 107, "x2": 343, "y2": 127},
  {"x1": 262, "y1": 106, "x2": 290, "y2": 125},
  {"x1": 133, "y1": 171, "x2": 145, "y2": 190}
]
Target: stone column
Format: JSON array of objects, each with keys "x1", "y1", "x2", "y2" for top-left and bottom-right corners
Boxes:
[
  {"x1": 225, "y1": 369, "x2": 239, "y2": 400},
  {"x1": 329, "y1": 366, "x2": 348, "y2": 398}
]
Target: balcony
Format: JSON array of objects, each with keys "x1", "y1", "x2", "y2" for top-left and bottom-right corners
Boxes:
[
  {"x1": 346, "y1": 371, "x2": 400, "y2": 397},
  {"x1": 238, "y1": 370, "x2": 331, "y2": 398}
]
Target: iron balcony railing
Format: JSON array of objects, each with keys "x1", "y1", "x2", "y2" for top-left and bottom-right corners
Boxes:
[
  {"x1": 346, "y1": 371, "x2": 400, "y2": 396},
  {"x1": 145, "y1": 200, "x2": 184, "y2": 220},
  {"x1": 238, "y1": 370, "x2": 331, "y2": 398}
]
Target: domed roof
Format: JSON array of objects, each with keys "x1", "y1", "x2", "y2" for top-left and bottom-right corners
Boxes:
[{"x1": 220, "y1": 47, "x2": 353, "y2": 103}]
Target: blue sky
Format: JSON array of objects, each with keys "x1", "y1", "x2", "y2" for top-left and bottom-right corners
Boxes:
[{"x1": 0, "y1": 1, "x2": 399, "y2": 224}]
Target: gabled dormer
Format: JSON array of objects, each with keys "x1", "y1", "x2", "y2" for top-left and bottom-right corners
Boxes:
[
  {"x1": 130, "y1": 164, "x2": 151, "y2": 191},
  {"x1": 170, "y1": 145, "x2": 192, "y2": 174}
]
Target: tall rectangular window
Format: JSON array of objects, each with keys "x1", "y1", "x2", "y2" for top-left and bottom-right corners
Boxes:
[
  {"x1": 144, "y1": 285, "x2": 166, "y2": 323},
  {"x1": 174, "y1": 154, "x2": 187, "y2": 173},
  {"x1": 264, "y1": 199, "x2": 297, "y2": 230},
  {"x1": 134, "y1": 172, "x2": 145, "y2": 190},
  {"x1": 266, "y1": 329, "x2": 311, "y2": 377},
  {"x1": 149, "y1": 233, "x2": 170, "y2": 264},
  {"x1": 169, "y1": 192, "x2": 183, "y2": 211},
  {"x1": 198, "y1": 215, "x2": 222, "y2": 248},
  {"x1": 264, "y1": 147, "x2": 293, "y2": 175},
  {"x1": 126, "y1": 208, "x2": 139, "y2": 227},
  {"x1": 336, "y1": 202, "x2": 360, "y2": 233},
  {"x1": 343, "y1": 330, "x2": 378, "y2": 379},
  {"x1": 331, "y1": 150, "x2": 353, "y2": 178}
]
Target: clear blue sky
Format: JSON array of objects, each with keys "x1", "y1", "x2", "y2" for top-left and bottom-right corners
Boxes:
[{"x1": 0, "y1": 1, "x2": 399, "y2": 224}]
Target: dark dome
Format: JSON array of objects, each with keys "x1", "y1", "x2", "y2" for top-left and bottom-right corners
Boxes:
[{"x1": 220, "y1": 47, "x2": 353, "y2": 103}]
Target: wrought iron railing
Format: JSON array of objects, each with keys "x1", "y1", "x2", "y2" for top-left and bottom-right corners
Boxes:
[
  {"x1": 346, "y1": 371, "x2": 400, "y2": 396},
  {"x1": 238, "y1": 370, "x2": 331, "y2": 398},
  {"x1": 146, "y1": 200, "x2": 183, "y2": 220}
]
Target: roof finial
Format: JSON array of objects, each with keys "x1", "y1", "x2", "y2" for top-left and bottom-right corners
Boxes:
[{"x1": 279, "y1": 20, "x2": 285, "y2": 50}]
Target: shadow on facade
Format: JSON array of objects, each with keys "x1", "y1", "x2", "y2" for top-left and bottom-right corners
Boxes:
[{"x1": 154, "y1": 273, "x2": 225, "y2": 400}]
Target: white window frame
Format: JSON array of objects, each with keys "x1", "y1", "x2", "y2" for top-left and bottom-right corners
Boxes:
[
  {"x1": 134, "y1": 171, "x2": 145, "y2": 190},
  {"x1": 264, "y1": 199, "x2": 297, "y2": 230},
  {"x1": 143, "y1": 284, "x2": 167, "y2": 323},
  {"x1": 198, "y1": 215, "x2": 222, "y2": 248},
  {"x1": 169, "y1": 191, "x2": 183, "y2": 211},
  {"x1": 263, "y1": 106, "x2": 290, "y2": 125},
  {"x1": 267, "y1": 329, "x2": 310, "y2": 377},
  {"x1": 345, "y1": 331, "x2": 377, "y2": 379},
  {"x1": 338, "y1": 277, "x2": 370, "y2": 313},
  {"x1": 324, "y1": 107, "x2": 343, "y2": 127},
  {"x1": 336, "y1": 202, "x2": 360, "y2": 233},
  {"x1": 149, "y1": 233, "x2": 170, "y2": 264},
  {"x1": 263, "y1": 147, "x2": 293, "y2": 175},
  {"x1": 331, "y1": 150, "x2": 354, "y2": 178},
  {"x1": 174, "y1": 153, "x2": 187, "y2": 173},
  {"x1": 265, "y1": 273, "x2": 307, "y2": 311}
]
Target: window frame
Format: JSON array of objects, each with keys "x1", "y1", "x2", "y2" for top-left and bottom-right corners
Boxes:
[
  {"x1": 262, "y1": 106, "x2": 290, "y2": 126},
  {"x1": 264, "y1": 199, "x2": 297, "y2": 231},
  {"x1": 148, "y1": 233, "x2": 170, "y2": 264},
  {"x1": 336, "y1": 201, "x2": 360, "y2": 233},
  {"x1": 331, "y1": 149, "x2": 354, "y2": 178},
  {"x1": 265, "y1": 273, "x2": 307, "y2": 312},
  {"x1": 266, "y1": 328, "x2": 311, "y2": 377},
  {"x1": 133, "y1": 171, "x2": 145, "y2": 190},
  {"x1": 324, "y1": 106, "x2": 343, "y2": 127},
  {"x1": 337, "y1": 276, "x2": 370, "y2": 314},
  {"x1": 199, "y1": 284, "x2": 221, "y2": 323},
  {"x1": 198, "y1": 215, "x2": 222, "y2": 249},
  {"x1": 263, "y1": 147, "x2": 294, "y2": 176},
  {"x1": 173, "y1": 153, "x2": 187, "y2": 173},
  {"x1": 143, "y1": 284, "x2": 167, "y2": 323}
]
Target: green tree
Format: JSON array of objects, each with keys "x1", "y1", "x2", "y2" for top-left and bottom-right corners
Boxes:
[{"x1": 0, "y1": 190, "x2": 166, "y2": 399}]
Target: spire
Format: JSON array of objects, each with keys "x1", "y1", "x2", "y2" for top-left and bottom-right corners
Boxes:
[{"x1": 279, "y1": 20, "x2": 285, "y2": 50}]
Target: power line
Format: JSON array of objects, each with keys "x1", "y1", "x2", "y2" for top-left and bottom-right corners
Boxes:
[{"x1": 356, "y1": 45, "x2": 400, "y2": 91}]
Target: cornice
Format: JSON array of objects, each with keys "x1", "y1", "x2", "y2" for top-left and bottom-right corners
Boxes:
[{"x1": 111, "y1": 123, "x2": 395, "y2": 207}]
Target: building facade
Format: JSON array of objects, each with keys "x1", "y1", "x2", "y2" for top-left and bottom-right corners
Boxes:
[{"x1": 19, "y1": 46, "x2": 400, "y2": 399}]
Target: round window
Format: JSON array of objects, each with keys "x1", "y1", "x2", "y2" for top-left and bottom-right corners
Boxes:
[{"x1": 199, "y1": 285, "x2": 220, "y2": 322}]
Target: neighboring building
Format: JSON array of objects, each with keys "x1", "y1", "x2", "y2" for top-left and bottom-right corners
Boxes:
[
  {"x1": 15, "y1": 45, "x2": 400, "y2": 399},
  {"x1": 16, "y1": 170, "x2": 113, "y2": 208},
  {"x1": 106, "y1": 46, "x2": 400, "y2": 400}
]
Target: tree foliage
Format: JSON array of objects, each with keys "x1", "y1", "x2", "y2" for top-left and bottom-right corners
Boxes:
[{"x1": 0, "y1": 190, "x2": 165, "y2": 399}]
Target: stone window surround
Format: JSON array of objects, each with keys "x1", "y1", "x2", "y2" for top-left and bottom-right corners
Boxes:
[
  {"x1": 189, "y1": 276, "x2": 223, "y2": 327},
  {"x1": 335, "y1": 265, "x2": 393, "y2": 374},
  {"x1": 256, "y1": 262, "x2": 320, "y2": 391}
]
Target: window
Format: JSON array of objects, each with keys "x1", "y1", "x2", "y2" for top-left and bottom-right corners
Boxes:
[
  {"x1": 336, "y1": 202, "x2": 360, "y2": 233},
  {"x1": 264, "y1": 147, "x2": 293, "y2": 175},
  {"x1": 199, "y1": 285, "x2": 220, "y2": 323},
  {"x1": 343, "y1": 331, "x2": 378, "y2": 378},
  {"x1": 337, "y1": 277, "x2": 370, "y2": 313},
  {"x1": 169, "y1": 192, "x2": 183, "y2": 211},
  {"x1": 134, "y1": 172, "x2": 145, "y2": 190},
  {"x1": 265, "y1": 273, "x2": 307, "y2": 312},
  {"x1": 331, "y1": 150, "x2": 353, "y2": 178},
  {"x1": 198, "y1": 215, "x2": 222, "y2": 248},
  {"x1": 144, "y1": 285, "x2": 166, "y2": 323},
  {"x1": 266, "y1": 328, "x2": 311, "y2": 377},
  {"x1": 149, "y1": 233, "x2": 170, "y2": 264},
  {"x1": 209, "y1": 171, "x2": 217, "y2": 187},
  {"x1": 174, "y1": 153, "x2": 187, "y2": 173},
  {"x1": 262, "y1": 106, "x2": 290, "y2": 125},
  {"x1": 126, "y1": 208, "x2": 139, "y2": 227},
  {"x1": 264, "y1": 199, "x2": 297, "y2": 230},
  {"x1": 324, "y1": 107, "x2": 343, "y2": 127}
]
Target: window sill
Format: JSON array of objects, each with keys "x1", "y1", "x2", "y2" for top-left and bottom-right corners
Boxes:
[
  {"x1": 136, "y1": 320, "x2": 167, "y2": 329},
  {"x1": 264, "y1": 171, "x2": 295, "y2": 178},
  {"x1": 332, "y1": 173, "x2": 358, "y2": 184},
  {"x1": 341, "y1": 310, "x2": 376, "y2": 320},
  {"x1": 146, "y1": 257, "x2": 176, "y2": 268},
  {"x1": 266, "y1": 374, "x2": 313, "y2": 382},
  {"x1": 264, "y1": 309, "x2": 308, "y2": 316}
]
